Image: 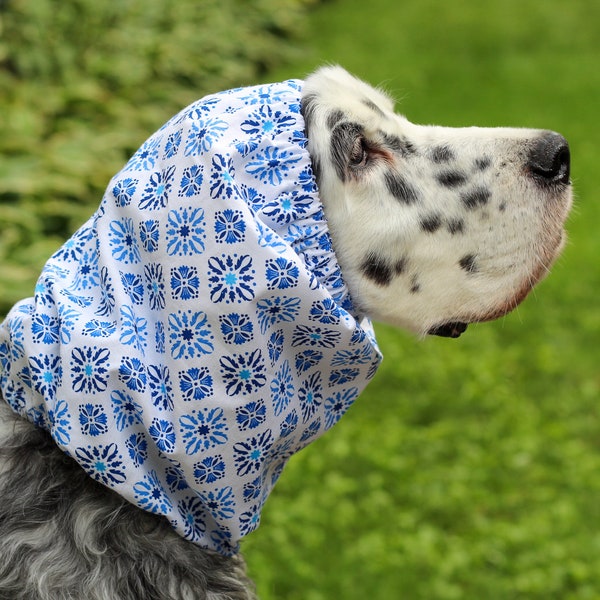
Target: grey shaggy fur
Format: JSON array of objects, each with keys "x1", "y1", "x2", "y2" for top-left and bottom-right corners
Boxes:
[{"x1": 0, "y1": 400, "x2": 256, "y2": 600}]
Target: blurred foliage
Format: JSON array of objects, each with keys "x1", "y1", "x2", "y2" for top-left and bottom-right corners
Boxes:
[{"x1": 0, "y1": 0, "x2": 318, "y2": 312}]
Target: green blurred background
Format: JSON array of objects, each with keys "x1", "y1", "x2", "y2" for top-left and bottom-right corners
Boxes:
[{"x1": 1, "y1": 0, "x2": 599, "y2": 598}]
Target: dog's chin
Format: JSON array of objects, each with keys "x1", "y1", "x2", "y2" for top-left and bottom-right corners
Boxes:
[{"x1": 426, "y1": 262, "x2": 555, "y2": 339}]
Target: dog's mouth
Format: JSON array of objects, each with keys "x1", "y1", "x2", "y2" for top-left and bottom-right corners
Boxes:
[{"x1": 428, "y1": 322, "x2": 468, "y2": 338}]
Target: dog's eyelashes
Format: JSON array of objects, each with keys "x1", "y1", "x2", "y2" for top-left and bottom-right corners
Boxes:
[{"x1": 349, "y1": 137, "x2": 369, "y2": 168}]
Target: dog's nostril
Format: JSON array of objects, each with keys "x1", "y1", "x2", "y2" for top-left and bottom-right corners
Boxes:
[{"x1": 529, "y1": 131, "x2": 570, "y2": 184}]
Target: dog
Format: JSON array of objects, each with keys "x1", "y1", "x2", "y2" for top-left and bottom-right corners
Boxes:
[{"x1": 0, "y1": 66, "x2": 572, "y2": 599}]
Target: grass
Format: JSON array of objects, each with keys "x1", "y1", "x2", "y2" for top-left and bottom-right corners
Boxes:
[{"x1": 241, "y1": 0, "x2": 600, "y2": 598}]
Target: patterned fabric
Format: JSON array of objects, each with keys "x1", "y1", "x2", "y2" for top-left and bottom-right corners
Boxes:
[{"x1": 0, "y1": 79, "x2": 382, "y2": 555}]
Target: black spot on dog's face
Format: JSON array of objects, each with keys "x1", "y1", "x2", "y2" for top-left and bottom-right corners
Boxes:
[
  {"x1": 361, "y1": 253, "x2": 408, "y2": 286},
  {"x1": 363, "y1": 98, "x2": 386, "y2": 117},
  {"x1": 330, "y1": 122, "x2": 364, "y2": 182},
  {"x1": 420, "y1": 214, "x2": 443, "y2": 233},
  {"x1": 361, "y1": 252, "x2": 392, "y2": 286},
  {"x1": 385, "y1": 171, "x2": 420, "y2": 205},
  {"x1": 380, "y1": 132, "x2": 417, "y2": 157},
  {"x1": 459, "y1": 254, "x2": 478, "y2": 274},
  {"x1": 394, "y1": 257, "x2": 408, "y2": 275},
  {"x1": 437, "y1": 171, "x2": 467, "y2": 188},
  {"x1": 461, "y1": 187, "x2": 491, "y2": 210},
  {"x1": 447, "y1": 218, "x2": 465, "y2": 235},
  {"x1": 430, "y1": 145, "x2": 455, "y2": 163},
  {"x1": 410, "y1": 275, "x2": 421, "y2": 294},
  {"x1": 475, "y1": 156, "x2": 491, "y2": 171}
]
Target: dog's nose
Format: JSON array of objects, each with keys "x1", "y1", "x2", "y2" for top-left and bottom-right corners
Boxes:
[{"x1": 529, "y1": 131, "x2": 570, "y2": 184}]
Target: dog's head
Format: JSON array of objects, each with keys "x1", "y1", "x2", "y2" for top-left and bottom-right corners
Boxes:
[{"x1": 302, "y1": 66, "x2": 572, "y2": 337}]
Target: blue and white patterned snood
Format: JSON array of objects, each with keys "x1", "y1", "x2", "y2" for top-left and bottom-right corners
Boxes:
[{"x1": 0, "y1": 78, "x2": 382, "y2": 555}]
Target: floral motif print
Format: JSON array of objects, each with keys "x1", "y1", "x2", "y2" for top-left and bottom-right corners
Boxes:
[
  {"x1": 31, "y1": 313, "x2": 60, "y2": 345},
  {"x1": 255, "y1": 296, "x2": 300, "y2": 334},
  {"x1": 166, "y1": 207, "x2": 206, "y2": 256},
  {"x1": 139, "y1": 220, "x2": 160, "y2": 253},
  {"x1": 179, "y1": 407, "x2": 229, "y2": 454},
  {"x1": 111, "y1": 390, "x2": 143, "y2": 431},
  {"x1": 185, "y1": 117, "x2": 228, "y2": 156},
  {"x1": 118, "y1": 356, "x2": 147, "y2": 391},
  {"x1": 235, "y1": 399, "x2": 267, "y2": 431},
  {"x1": 193, "y1": 455, "x2": 226, "y2": 485},
  {"x1": 48, "y1": 399, "x2": 71, "y2": 446},
  {"x1": 179, "y1": 165, "x2": 204, "y2": 197},
  {"x1": 270, "y1": 360, "x2": 294, "y2": 416},
  {"x1": 241, "y1": 104, "x2": 297, "y2": 138},
  {"x1": 233, "y1": 429, "x2": 273, "y2": 477},
  {"x1": 144, "y1": 263, "x2": 166, "y2": 310},
  {"x1": 82, "y1": 404, "x2": 113, "y2": 437},
  {"x1": 267, "y1": 329, "x2": 284, "y2": 365},
  {"x1": 177, "y1": 497, "x2": 206, "y2": 541},
  {"x1": 294, "y1": 349, "x2": 323, "y2": 374},
  {"x1": 262, "y1": 191, "x2": 313, "y2": 225},
  {"x1": 148, "y1": 418, "x2": 176, "y2": 453},
  {"x1": 147, "y1": 364, "x2": 174, "y2": 411},
  {"x1": 291, "y1": 325, "x2": 341, "y2": 349},
  {"x1": 112, "y1": 177, "x2": 138, "y2": 207},
  {"x1": 126, "y1": 135, "x2": 161, "y2": 171},
  {"x1": 109, "y1": 218, "x2": 141, "y2": 264},
  {"x1": 96, "y1": 266, "x2": 115, "y2": 317},
  {"x1": 119, "y1": 305, "x2": 148, "y2": 353},
  {"x1": 246, "y1": 147, "x2": 301, "y2": 186},
  {"x1": 200, "y1": 486, "x2": 236, "y2": 521},
  {"x1": 163, "y1": 129, "x2": 182, "y2": 159},
  {"x1": 219, "y1": 313, "x2": 254, "y2": 345},
  {"x1": 75, "y1": 443, "x2": 126, "y2": 486},
  {"x1": 309, "y1": 298, "x2": 341, "y2": 325},
  {"x1": 120, "y1": 272, "x2": 144, "y2": 305},
  {"x1": 178, "y1": 366, "x2": 214, "y2": 401},
  {"x1": 70, "y1": 346, "x2": 110, "y2": 393},
  {"x1": 29, "y1": 353, "x2": 62, "y2": 398},
  {"x1": 210, "y1": 154, "x2": 238, "y2": 200},
  {"x1": 214, "y1": 209, "x2": 246, "y2": 244},
  {"x1": 133, "y1": 470, "x2": 172, "y2": 514},
  {"x1": 168, "y1": 310, "x2": 214, "y2": 359},
  {"x1": 139, "y1": 165, "x2": 176, "y2": 210},
  {"x1": 265, "y1": 257, "x2": 299, "y2": 290},
  {"x1": 324, "y1": 388, "x2": 359, "y2": 428},
  {"x1": 169, "y1": 265, "x2": 199, "y2": 300},
  {"x1": 73, "y1": 249, "x2": 101, "y2": 290},
  {"x1": 219, "y1": 350, "x2": 266, "y2": 397},
  {"x1": 125, "y1": 432, "x2": 148, "y2": 467},
  {"x1": 207, "y1": 254, "x2": 255, "y2": 304},
  {"x1": 298, "y1": 372, "x2": 323, "y2": 423}
]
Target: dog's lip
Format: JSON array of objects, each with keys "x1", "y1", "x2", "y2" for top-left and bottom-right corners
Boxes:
[{"x1": 427, "y1": 321, "x2": 468, "y2": 338}]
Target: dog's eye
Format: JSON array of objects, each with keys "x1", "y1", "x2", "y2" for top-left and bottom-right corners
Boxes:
[{"x1": 349, "y1": 137, "x2": 369, "y2": 168}]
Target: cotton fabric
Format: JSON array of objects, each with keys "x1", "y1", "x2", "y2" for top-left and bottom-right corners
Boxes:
[{"x1": 0, "y1": 78, "x2": 382, "y2": 554}]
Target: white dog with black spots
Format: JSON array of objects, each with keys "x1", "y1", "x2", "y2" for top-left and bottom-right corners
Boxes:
[{"x1": 0, "y1": 67, "x2": 572, "y2": 599}]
